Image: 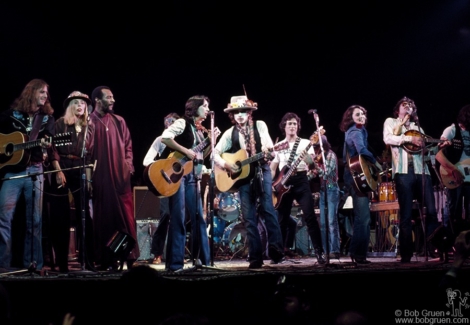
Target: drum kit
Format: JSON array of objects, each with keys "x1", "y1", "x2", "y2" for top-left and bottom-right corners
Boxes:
[{"x1": 210, "y1": 191, "x2": 249, "y2": 258}]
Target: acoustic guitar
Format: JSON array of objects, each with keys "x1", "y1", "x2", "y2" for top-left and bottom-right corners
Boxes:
[
  {"x1": 272, "y1": 128, "x2": 325, "y2": 209},
  {"x1": 0, "y1": 131, "x2": 72, "y2": 170},
  {"x1": 440, "y1": 158, "x2": 470, "y2": 189},
  {"x1": 402, "y1": 130, "x2": 444, "y2": 154},
  {"x1": 349, "y1": 154, "x2": 380, "y2": 196},
  {"x1": 214, "y1": 141, "x2": 289, "y2": 193},
  {"x1": 143, "y1": 127, "x2": 220, "y2": 198}
]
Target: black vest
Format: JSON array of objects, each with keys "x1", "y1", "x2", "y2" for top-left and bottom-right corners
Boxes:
[
  {"x1": 230, "y1": 123, "x2": 262, "y2": 154},
  {"x1": 160, "y1": 117, "x2": 196, "y2": 159},
  {"x1": 442, "y1": 122, "x2": 464, "y2": 165}
]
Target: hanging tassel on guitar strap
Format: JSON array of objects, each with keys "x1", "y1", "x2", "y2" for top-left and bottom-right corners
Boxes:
[{"x1": 248, "y1": 116, "x2": 263, "y2": 198}]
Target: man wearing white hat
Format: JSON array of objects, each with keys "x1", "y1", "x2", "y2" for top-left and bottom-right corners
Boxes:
[{"x1": 214, "y1": 95, "x2": 284, "y2": 269}]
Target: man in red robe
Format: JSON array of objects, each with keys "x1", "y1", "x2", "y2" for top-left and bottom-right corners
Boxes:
[{"x1": 90, "y1": 86, "x2": 139, "y2": 270}]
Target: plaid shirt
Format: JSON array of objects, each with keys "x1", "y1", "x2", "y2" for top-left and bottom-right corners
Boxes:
[{"x1": 316, "y1": 150, "x2": 339, "y2": 189}]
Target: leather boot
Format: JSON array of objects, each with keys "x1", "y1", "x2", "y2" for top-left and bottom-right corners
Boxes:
[{"x1": 314, "y1": 248, "x2": 326, "y2": 264}]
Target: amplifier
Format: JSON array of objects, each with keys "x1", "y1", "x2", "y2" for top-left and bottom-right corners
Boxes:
[{"x1": 134, "y1": 186, "x2": 160, "y2": 220}]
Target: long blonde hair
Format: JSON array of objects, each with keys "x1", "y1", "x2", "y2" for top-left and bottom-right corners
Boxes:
[{"x1": 63, "y1": 99, "x2": 89, "y2": 126}]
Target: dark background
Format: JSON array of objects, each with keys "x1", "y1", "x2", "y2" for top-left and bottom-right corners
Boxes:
[{"x1": 2, "y1": 0, "x2": 470, "y2": 184}]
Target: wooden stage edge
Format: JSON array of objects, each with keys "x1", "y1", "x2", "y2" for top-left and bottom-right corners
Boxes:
[{"x1": 1, "y1": 256, "x2": 470, "y2": 325}]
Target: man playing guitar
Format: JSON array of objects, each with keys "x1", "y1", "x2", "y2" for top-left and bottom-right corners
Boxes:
[
  {"x1": 213, "y1": 95, "x2": 285, "y2": 269},
  {"x1": 269, "y1": 112, "x2": 326, "y2": 264},
  {"x1": 436, "y1": 104, "x2": 470, "y2": 259}
]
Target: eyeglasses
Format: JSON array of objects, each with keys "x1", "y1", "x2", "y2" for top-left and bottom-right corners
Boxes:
[{"x1": 233, "y1": 110, "x2": 248, "y2": 115}]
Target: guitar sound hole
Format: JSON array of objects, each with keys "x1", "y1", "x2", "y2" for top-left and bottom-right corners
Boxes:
[
  {"x1": 172, "y1": 163, "x2": 182, "y2": 173},
  {"x1": 4, "y1": 143, "x2": 13, "y2": 156}
]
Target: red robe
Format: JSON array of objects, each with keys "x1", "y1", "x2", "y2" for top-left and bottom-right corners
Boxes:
[{"x1": 90, "y1": 111, "x2": 139, "y2": 264}]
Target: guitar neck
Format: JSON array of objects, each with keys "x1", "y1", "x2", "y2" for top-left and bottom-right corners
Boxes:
[
  {"x1": 194, "y1": 137, "x2": 211, "y2": 153},
  {"x1": 14, "y1": 138, "x2": 45, "y2": 152},
  {"x1": 282, "y1": 143, "x2": 314, "y2": 183},
  {"x1": 240, "y1": 150, "x2": 271, "y2": 167}
]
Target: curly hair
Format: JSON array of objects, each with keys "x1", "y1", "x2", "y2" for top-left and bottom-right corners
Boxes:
[
  {"x1": 279, "y1": 112, "x2": 301, "y2": 136},
  {"x1": 339, "y1": 105, "x2": 367, "y2": 132},
  {"x1": 456, "y1": 104, "x2": 470, "y2": 131},
  {"x1": 393, "y1": 96, "x2": 416, "y2": 118},
  {"x1": 11, "y1": 79, "x2": 54, "y2": 115}
]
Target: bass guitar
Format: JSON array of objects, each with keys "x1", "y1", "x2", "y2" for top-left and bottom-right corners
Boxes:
[
  {"x1": 272, "y1": 128, "x2": 325, "y2": 209},
  {"x1": 214, "y1": 141, "x2": 289, "y2": 193},
  {"x1": 402, "y1": 130, "x2": 444, "y2": 154},
  {"x1": 440, "y1": 158, "x2": 470, "y2": 189},
  {"x1": 143, "y1": 127, "x2": 220, "y2": 197},
  {"x1": 0, "y1": 131, "x2": 73, "y2": 170}
]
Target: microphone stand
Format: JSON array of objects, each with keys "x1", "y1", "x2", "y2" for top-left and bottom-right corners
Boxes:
[
  {"x1": 413, "y1": 113, "x2": 429, "y2": 261},
  {"x1": 311, "y1": 111, "x2": 330, "y2": 265},
  {"x1": 202, "y1": 114, "x2": 225, "y2": 271},
  {"x1": 73, "y1": 116, "x2": 97, "y2": 273},
  {"x1": 184, "y1": 115, "x2": 224, "y2": 273},
  {"x1": 209, "y1": 112, "x2": 216, "y2": 265}
]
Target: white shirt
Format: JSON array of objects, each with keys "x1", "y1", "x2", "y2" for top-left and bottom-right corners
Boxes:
[
  {"x1": 272, "y1": 138, "x2": 313, "y2": 171},
  {"x1": 214, "y1": 120, "x2": 274, "y2": 167},
  {"x1": 383, "y1": 117, "x2": 431, "y2": 177}
]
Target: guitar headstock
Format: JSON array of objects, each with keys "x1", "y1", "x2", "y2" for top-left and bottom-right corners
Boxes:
[
  {"x1": 310, "y1": 127, "x2": 326, "y2": 144},
  {"x1": 453, "y1": 139, "x2": 463, "y2": 151},
  {"x1": 53, "y1": 132, "x2": 73, "y2": 147}
]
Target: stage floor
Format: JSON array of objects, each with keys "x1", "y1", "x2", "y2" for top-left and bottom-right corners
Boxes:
[
  {"x1": 1, "y1": 254, "x2": 469, "y2": 325},
  {"x1": 0, "y1": 252, "x2": 455, "y2": 279}
]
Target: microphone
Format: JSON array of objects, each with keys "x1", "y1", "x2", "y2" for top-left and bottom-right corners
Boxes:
[
  {"x1": 88, "y1": 105, "x2": 94, "y2": 114},
  {"x1": 411, "y1": 109, "x2": 418, "y2": 121},
  {"x1": 308, "y1": 109, "x2": 317, "y2": 114},
  {"x1": 208, "y1": 111, "x2": 214, "y2": 115}
]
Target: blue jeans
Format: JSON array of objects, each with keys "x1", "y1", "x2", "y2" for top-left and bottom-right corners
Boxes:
[
  {"x1": 319, "y1": 185, "x2": 341, "y2": 254},
  {"x1": 343, "y1": 171, "x2": 370, "y2": 259},
  {"x1": 238, "y1": 163, "x2": 283, "y2": 263},
  {"x1": 166, "y1": 172, "x2": 210, "y2": 271},
  {"x1": 0, "y1": 164, "x2": 44, "y2": 269},
  {"x1": 394, "y1": 167, "x2": 439, "y2": 260}
]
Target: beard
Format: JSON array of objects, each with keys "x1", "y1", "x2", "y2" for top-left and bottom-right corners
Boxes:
[{"x1": 102, "y1": 103, "x2": 113, "y2": 113}]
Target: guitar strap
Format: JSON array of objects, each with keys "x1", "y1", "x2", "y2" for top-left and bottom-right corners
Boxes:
[
  {"x1": 345, "y1": 148, "x2": 350, "y2": 170},
  {"x1": 287, "y1": 137, "x2": 300, "y2": 167},
  {"x1": 29, "y1": 113, "x2": 43, "y2": 141}
]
